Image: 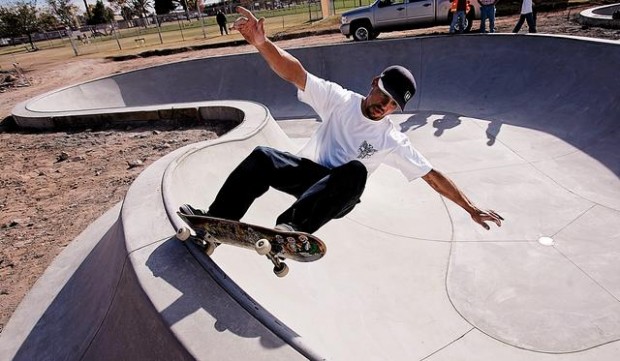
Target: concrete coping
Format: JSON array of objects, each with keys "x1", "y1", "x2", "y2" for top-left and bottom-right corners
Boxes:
[
  {"x1": 11, "y1": 99, "x2": 246, "y2": 130},
  {"x1": 579, "y1": 3, "x2": 620, "y2": 29},
  {"x1": 120, "y1": 99, "x2": 325, "y2": 359}
]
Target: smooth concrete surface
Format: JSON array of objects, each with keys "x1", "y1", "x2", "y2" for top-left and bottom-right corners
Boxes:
[
  {"x1": 0, "y1": 102, "x2": 307, "y2": 360},
  {"x1": 3, "y1": 34, "x2": 619, "y2": 360},
  {"x1": 579, "y1": 3, "x2": 620, "y2": 29}
]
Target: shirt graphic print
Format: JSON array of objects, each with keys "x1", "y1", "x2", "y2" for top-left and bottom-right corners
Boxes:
[{"x1": 357, "y1": 141, "x2": 377, "y2": 159}]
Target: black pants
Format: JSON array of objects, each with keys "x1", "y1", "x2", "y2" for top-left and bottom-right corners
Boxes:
[
  {"x1": 207, "y1": 146, "x2": 367, "y2": 233},
  {"x1": 513, "y1": 12, "x2": 536, "y2": 33},
  {"x1": 218, "y1": 24, "x2": 228, "y2": 35}
]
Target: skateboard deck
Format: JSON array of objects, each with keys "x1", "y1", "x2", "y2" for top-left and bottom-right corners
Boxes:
[{"x1": 176, "y1": 212, "x2": 327, "y2": 277}]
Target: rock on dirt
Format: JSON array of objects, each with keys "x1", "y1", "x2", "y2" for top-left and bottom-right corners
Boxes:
[{"x1": 0, "y1": 126, "x2": 229, "y2": 334}]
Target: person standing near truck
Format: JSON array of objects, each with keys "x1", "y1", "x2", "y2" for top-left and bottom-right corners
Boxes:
[
  {"x1": 450, "y1": 0, "x2": 469, "y2": 34},
  {"x1": 478, "y1": 0, "x2": 498, "y2": 33}
]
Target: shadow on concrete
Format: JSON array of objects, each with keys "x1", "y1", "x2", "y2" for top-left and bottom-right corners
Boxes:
[
  {"x1": 145, "y1": 238, "x2": 291, "y2": 350},
  {"x1": 11, "y1": 220, "x2": 192, "y2": 361}
]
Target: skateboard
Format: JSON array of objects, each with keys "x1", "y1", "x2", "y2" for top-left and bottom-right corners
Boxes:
[{"x1": 176, "y1": 212, "x2": 327, "y2": 277}]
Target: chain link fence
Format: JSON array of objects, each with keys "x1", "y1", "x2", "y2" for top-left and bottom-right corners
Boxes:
[{"x1": 0, "y1": 0, "x2": 382, "y2": 68}]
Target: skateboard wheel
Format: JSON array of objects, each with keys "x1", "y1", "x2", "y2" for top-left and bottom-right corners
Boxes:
[
  {"x1": 274, "y1": 263, "x2": 289, "y2": 278},
  {"x1": 177, "y1": 227, "x2": 191, "y2": 241},
  {"x1": 255, "y1": 239, "x2": 272, "y2": 256},
  {"x1": 204, "y1": 242, "x2": 216, "y2": 256}
]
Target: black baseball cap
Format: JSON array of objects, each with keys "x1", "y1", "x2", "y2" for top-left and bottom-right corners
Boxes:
[{"x1": 377, "y1": 65, "x2": 417, "y2": 111}]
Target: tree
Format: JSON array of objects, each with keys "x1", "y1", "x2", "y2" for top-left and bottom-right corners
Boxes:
[
  {"x1": 0, "y1": 8, "x2": 15, "y2": 38},
  {"x1": 47, "y1": 0, "x2": 78, "y2": 29},
  {"x1": 106, "y1": 0, "x2": 134, "y2": 21},
  {"x1": 87, "y1": 0, "x2": 113, "y2": 25},
  {"x1": 154, "y1": 0, "x2": 175, "y2": 15},
  {"x1": 0, "y1": 1, "x2": 42, "y2": 50},
  {"x1": 119, "y1": 5, "x2": 136, "y2": 21},
  {"x1": 38, "y1": 10, "x2": 61, "y2": 29},
  {"x1": 190, "y1": 0, "x2": 202, "y2": 12},
  {"x1": 131, "y1": 0, "x2": 152, "y2": 27},
  {"x1": 83, "y1": 0, "x2": 91, "y2": 19},
  {"x1": 106, "y1": 0, "x2": 126, "y2": 18},
  {"x1": 47, "y1": 0, "x2": 79, "y2": 29}
]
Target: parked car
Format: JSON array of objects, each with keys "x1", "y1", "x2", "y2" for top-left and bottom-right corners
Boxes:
[{"x1": 340, "y1": 0, "x2": 481, "y2": 41}]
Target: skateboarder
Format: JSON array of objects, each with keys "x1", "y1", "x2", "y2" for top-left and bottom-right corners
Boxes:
[{"x1": 181, "y1": 6, "x2": 503, "y2": 234}]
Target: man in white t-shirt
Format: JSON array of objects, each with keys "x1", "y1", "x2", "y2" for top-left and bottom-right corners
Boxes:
[
  {"x1": 181, "y1": 7, "x2": 503, "y2": 234},
  {"x1": 513, "y1": 0, "x2": 537, "y2": 33}
]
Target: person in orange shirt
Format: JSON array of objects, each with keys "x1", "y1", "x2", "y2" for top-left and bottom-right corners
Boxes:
[{"x1": 450, "y1": 0, "x2": 469, "y2": 33}]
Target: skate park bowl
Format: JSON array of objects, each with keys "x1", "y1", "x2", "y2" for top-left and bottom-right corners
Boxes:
[
  {"x1": 2, "y1": 34, "x2": 620, "y2": 360},
  {"x1": 579, "y1": 3, "x2": 620, "y2": 29}
]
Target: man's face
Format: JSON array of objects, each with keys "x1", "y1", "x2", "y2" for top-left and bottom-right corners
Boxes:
[{"x1": 362, "y1": 78, "x2": 399, "y2": 121}]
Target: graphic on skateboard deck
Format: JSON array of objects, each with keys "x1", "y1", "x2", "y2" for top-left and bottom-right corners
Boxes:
[{"x1": 176, "y1": 212, "x2": 327, "y2": 277}]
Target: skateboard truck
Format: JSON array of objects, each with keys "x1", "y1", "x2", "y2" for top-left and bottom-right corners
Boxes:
[
  {"x1": 255, "y1": 238, "x2": 289, "y2": 277},
  {"x1": 177, "y1": 227, "x2": 218, "y2": 255},
  {"x1": 176, "y1": 226, "x2": 290, "y2": 277}
]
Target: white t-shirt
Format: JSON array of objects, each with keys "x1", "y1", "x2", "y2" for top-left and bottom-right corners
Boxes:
[
  {"x1": 297, "y1": 73, "x2": 432, "y2": 181},
  {"x1": 521, "y1": 0, "x2": 533, "y2": 14}
]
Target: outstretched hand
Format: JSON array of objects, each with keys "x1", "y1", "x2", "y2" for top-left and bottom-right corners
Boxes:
[
  {"x1": 231, "y1": 6, "x2": 266, "y2": 46},
  {"x1": 471, "y1": 209, "x2": 504, "y2": 230}
]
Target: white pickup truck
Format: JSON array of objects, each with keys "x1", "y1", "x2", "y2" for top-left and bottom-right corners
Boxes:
[{"x1": 340, "y1": 0, "x2": 481, "y2": 41}]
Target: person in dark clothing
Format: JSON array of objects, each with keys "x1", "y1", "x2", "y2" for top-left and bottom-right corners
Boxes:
[{"x1": 216, "y1": 10, "x2": 228, "y2": 35}]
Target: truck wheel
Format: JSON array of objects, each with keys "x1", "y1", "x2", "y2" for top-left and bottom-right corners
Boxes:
[{"x1": 352, "y1": 23, "x2": 372, "y2": 41}]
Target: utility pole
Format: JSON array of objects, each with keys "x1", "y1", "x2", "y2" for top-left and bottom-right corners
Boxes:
[
  {"x1": 83, "y1": 0, "x2": 91, "y2": 19},
  {"x1": 183, "y1": 0, "x2": 191, "y2": 21}
]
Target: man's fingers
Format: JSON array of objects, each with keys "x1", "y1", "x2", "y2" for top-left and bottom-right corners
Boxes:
[
  {"x1": 231, "y1": 16, "x2": 248, "y2": 30},
  {"x1": 478, "y1": 219, "x2": 493, "y2": 230},
  {"x1": 484, "y1": 212, "x2": 502, "y2": 227},
  {"x1": 236, "y1": 6, "x2": 256, "y2": 20},
  {"x1": 257, "y1": 17, "x2": 266, "y2": 33},
  {"x1": 490, "y1": 210, "x2": 504, "y2": 221},
  {"x1": 474, "y1": 210, "x2": 503, "y2": 230},
  {"x1": 232, "y1": 6, "x2": 256, "y2": 31},
  {"x1": 489, "y1": 211, "x2": 503, "y2": 226}
]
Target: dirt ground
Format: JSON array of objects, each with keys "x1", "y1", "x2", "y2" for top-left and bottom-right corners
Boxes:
[{"x1": 0, "y1": 6, "x2": 618, "y2": 334}]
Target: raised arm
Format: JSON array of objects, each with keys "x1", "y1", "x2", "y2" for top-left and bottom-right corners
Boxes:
[
  {"x1": 231, "y1": 7, "x2": 307, "y2": 90},
  {"x1": 422, "y1": 169, "x2": 503, "y2": 230}
]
